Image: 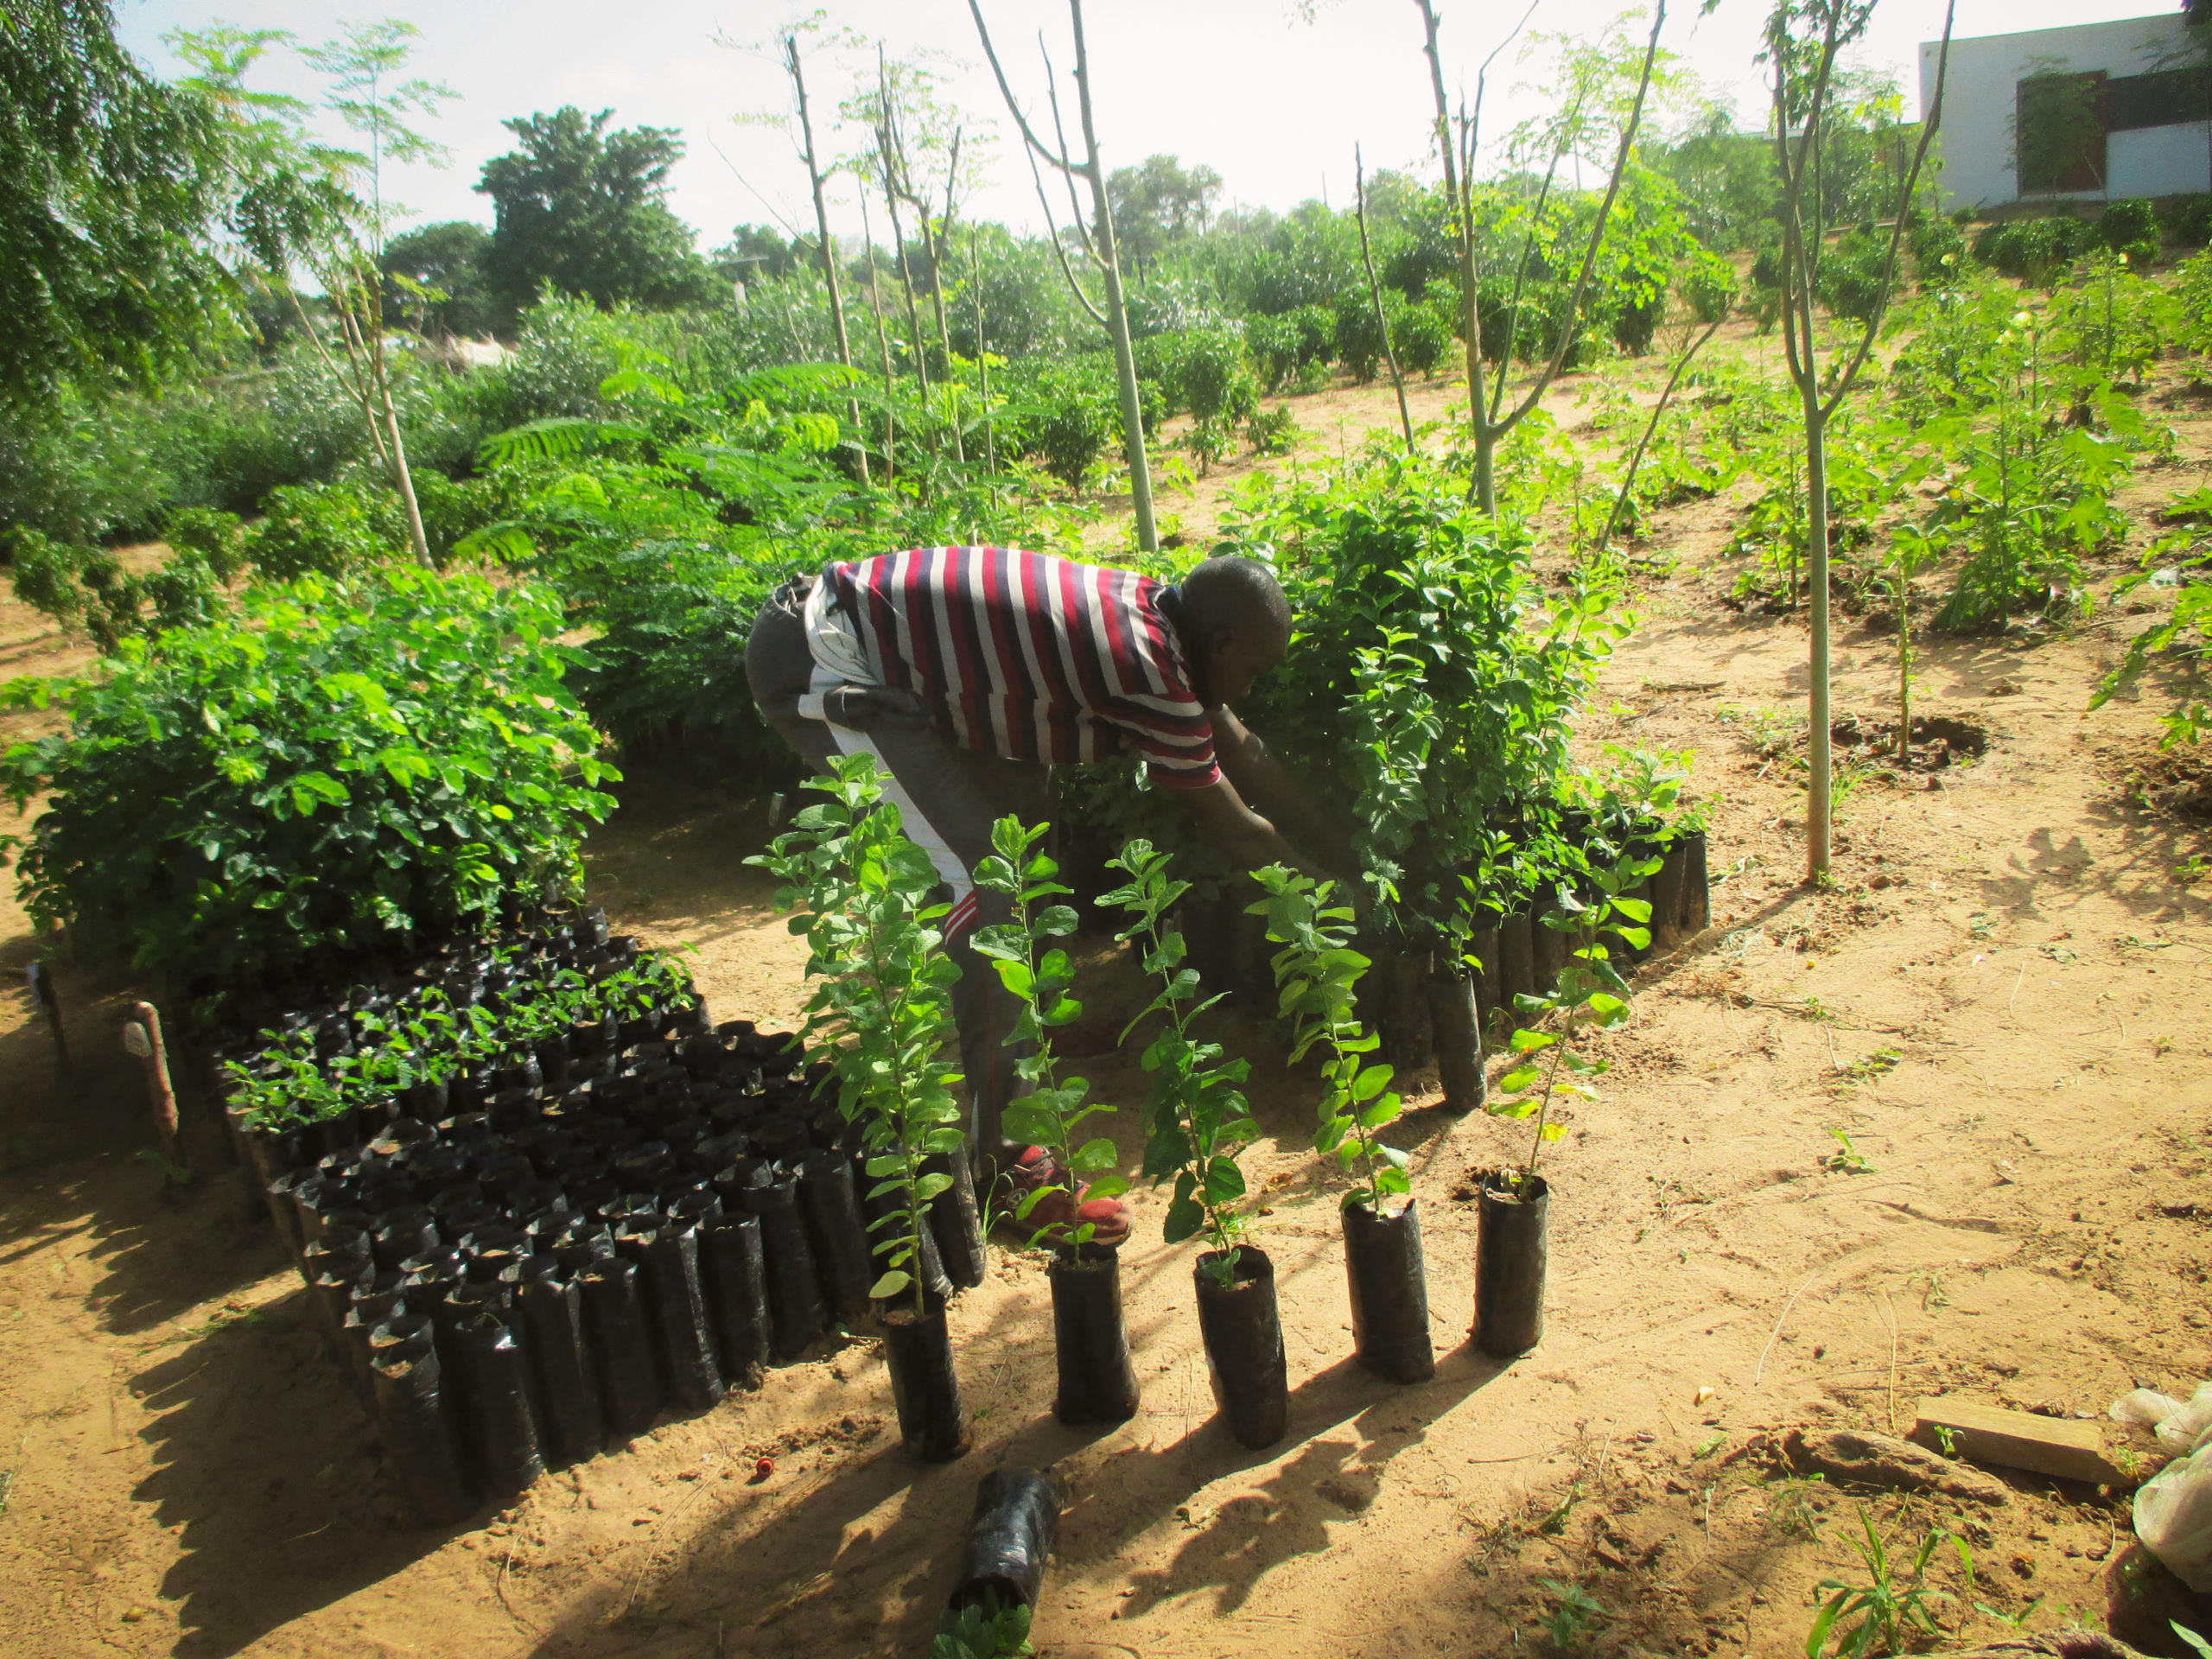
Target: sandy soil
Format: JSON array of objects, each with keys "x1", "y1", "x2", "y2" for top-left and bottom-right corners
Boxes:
[{"x1": 3, "y1": 357, "x2": 2211, "y2": 1659}]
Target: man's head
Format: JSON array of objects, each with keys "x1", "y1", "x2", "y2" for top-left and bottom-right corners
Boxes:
[{"x1": 1179, "y1": 556, "x2": 1292, "y2": 707}]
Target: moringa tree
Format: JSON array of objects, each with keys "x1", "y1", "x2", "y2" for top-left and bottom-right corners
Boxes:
[
  {"x1": 1764, "y1": 0, "x2": 1954, "y2": 883},
  {"x1": 1412, "y1": 0, "x2": 1668, "y2": 515},
  {"x1": 969, "y1": 0, "x2": 1158, "y2": 553}
]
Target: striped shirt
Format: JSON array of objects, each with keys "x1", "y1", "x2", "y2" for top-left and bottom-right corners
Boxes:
[{"x1": 823, "y1": 546, "x2": 1220, "y2": 791}]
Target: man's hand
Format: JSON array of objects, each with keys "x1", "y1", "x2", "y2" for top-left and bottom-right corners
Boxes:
[{"x1": 1177, "y1": 773, "x2": 1334, "y2": 885}]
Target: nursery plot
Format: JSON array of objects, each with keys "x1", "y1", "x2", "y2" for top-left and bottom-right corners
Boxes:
[{"x1": 1, "y1": 355, "x2": 2209, "y2": 1659}]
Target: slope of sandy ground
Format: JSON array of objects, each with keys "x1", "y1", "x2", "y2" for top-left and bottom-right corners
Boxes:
[{"x1": 2, "y1": 366, "x2": 2209, "y2": 1659}]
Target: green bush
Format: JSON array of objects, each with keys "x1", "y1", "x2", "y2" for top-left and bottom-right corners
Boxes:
[
  {"x1": 2101, "y1": 199, "x2": 2160, "y2": 255},
  {"x1": 1395, "y1": 298, "x2": 1454, "y2": 378},
  {"x1": 0, "y1": 568, "x2": 618, "y2": 999},
  {"x1": 246, "y1": 482, "x2": 400, "y2": 582},
  {"x1": 1973, "y1": 214, "x2": 2094, "y2": 285},
  {"x1": 6, "y1": 532, "x2": 227, "y2": 652},
  {"x1": 1909, "y1": 213, "x2": 1969, "y2": 288},
  {"x1": 2162, "y1": 194, "x2": 2212, "y2": 249},
  {"x1": 1819, "y1": 225, "x2": 1900, "y2": 323},
  {"x1": 1684, "y1": 259, "x2": 1737, "y2": 323}
]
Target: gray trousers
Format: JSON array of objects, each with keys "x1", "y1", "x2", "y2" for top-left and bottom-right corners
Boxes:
[{"x1": 746, "y1": 579, "x2": 1046, "y2": 1162}]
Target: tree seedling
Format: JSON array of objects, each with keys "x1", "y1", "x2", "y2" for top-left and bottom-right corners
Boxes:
[
  {"x1": 972, "y1": 814, "x2": 1127, "y2": 1247},
  {"x1": 1806, "y1": 1508, "x2": 1971, "y2": 1659},
  {"x1": 1536, "y1": 1577, "x2": 1607, "y2": 1649},
  {"x1": 1102, "y1": 839, "x2": 1257, "y2": 1285},
  {"x1": 932, "y1": 1598, "x2": 1033, "y2": 1659},
  {"x1": 750, "y1": 753, "x2": 965, "y2": 1318},
  {"x1": 1821, "y1": 1127, "x2": 1875, "y2": 1175},
  {"x1": 1247, "y1": 867, "x2": 1408, "y2": 1211},
  {"x1": 1488, "y1": 849, "x2": 1659, "y2": 1196}
]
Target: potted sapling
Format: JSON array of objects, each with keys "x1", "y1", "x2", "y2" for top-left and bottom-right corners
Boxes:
[
  {"x1": 1102, "y1": 840, "x2": 1280, "y2": 1449},
  {"x1": 972, "y1": 815, "x2": 1137, "y2": 1426},
  {"x1": 1249, "y1": 867, "x2": 1431, "y2": 1383},
  {"x1": 751, "y1": 753, "x2": 971, "y2": 1461},
  {"x1": 1476, "y1": 849, "x2": 1659, "y2": 1357}
]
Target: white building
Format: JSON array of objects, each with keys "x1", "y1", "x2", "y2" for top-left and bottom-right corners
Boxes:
[{"x1": 1922, "y1": 13, "x2": 2211, "y2": 209}]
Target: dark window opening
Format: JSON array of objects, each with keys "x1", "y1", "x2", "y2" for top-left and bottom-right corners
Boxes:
[
  {"x1": 2018, "y1": 71, "x2": 2107, "y2": 193},
  {"x1": 2106, "y1": 67, "x2": 2212, "y2": 132}
]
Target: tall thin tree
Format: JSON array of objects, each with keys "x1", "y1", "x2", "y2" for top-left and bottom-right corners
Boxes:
[
  {"x1": 969, "y1": 0, "x2": 1157, "y2": 553},
  {"x1": 1414, "y1": 0, "x2": 1666, "y2": 515},
  {"x1": 1766, "y1": 0, "x2": 1954, "y2": 882},
  {"x1": 1355, "y1": 144, "x2": 1415, "y2": 454},
  {"x1": 779, "y1": 26, "x2": 869, "y2": 485}
]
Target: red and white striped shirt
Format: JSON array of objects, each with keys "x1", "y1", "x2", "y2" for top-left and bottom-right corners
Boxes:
[{"x1": 823, "y1": 546, "x2": 1220, "y2": 791}]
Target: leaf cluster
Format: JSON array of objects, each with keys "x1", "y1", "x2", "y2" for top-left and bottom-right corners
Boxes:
[
  {"x1": 1101, "y1": 839, "x2": 1256, "y2": 1273},
  {"x1": 1486, "y1": 849, "x2": 1658, "y2": 1189},
  {"x1": 1247, "y1": 866, "x2": 1408, "y2": 1211},
  {"x1": 0, "y1": 566, "x2": 616, "y2": 1000},
  {"x1": 747, "y1": 753, "x2": 964, "y2": 1315},
  {"x1": 971, "y1": 816, "x2": 1125, "y2": 1248}
]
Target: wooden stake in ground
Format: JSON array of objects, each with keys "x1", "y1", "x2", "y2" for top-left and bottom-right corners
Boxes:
[{"x1": 124, "y1": 1001, "x2": 183, "y2": 1186}]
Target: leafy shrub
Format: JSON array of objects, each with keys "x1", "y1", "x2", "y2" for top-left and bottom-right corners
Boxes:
[
  {"x1": 1819, "y1": 226, "x2": 1899, "y2": 324},
  {"x1": 162, "y1": 508, "x2": 248, "y2": 583},
  {"x1": 1247, "y1": 403, "x2": 1299, "y2": 455},
  {"x1": 1395, "y1": 299, "x2": 1454, "y2": 378},
  {"x1": 1909, "y1": 213, "x2": 1969, "y2": 289},
  {"x1": 1247, "y1": 315, "x2": 1305, "y2": 395},
  {"x1": 246, "y1": 482, "x2": 401, "y2": 582},
  {"x1": 1683, "y1": 258, "x2": 1737, "y2": 323},
  {"x1": 2101, "y1": 198, "x2": 2159, "y2": 256},
  {"x1": 6, "y1": 533, "x2": 227, "y2": 652},
  {"x1": 2162, "y1": 194, "x2": 2212, "y2": 249},
  {"x1": 0, "y1": 568, "x2": 618, "y2": 999},
  {"x1": 1973, "y1": 214, "x2": 2094, "y2": 285}
]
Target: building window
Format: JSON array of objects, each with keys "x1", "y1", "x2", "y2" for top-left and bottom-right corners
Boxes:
[
  {"x1": 2017, "y1": 71, "x2": 2107, "y2": 193},
  {"x1": 2105, "y1": 67, "x2": 2212, "y2": 132}
]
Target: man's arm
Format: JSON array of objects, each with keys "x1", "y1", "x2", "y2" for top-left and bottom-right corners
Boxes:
[
  {"x1": 1174, "y1": 770, "x2": 1336, "y2": 882},
  {"x1": 1210, "y1": 705, "x2": 1361, "y2": 875}
]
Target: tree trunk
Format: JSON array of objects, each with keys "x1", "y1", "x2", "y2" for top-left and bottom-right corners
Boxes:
[
  {"x1": 1803, "y1": 391, "x2": 1832, "y2": 880},
  {"x1": 787, "y1": 37, "x2": 868, "y2": 486},
  {"x1": 1356, "y1": 146, "x2": 1414, "y2": 454},
  {"x1": 1068, "y1": 0, "x2": 1156, "y2": 555}
]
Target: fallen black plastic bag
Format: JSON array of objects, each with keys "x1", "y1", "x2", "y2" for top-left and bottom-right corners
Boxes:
[{"x1": 947, "y1": 1466, "x2": 1062, "y2": 1612}]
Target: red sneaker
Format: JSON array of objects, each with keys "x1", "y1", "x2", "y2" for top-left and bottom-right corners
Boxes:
[{"x1": 1001, "y1": 1147, "x2": 1131, "y2": 1248}]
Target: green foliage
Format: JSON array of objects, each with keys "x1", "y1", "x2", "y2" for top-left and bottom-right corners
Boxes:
[
  {"x1": 1102, "y1": 839, "x2": 1257, "y2": 1275},
  {"x1": 1972, "y1": 213, "x2": 2094, "y2": 288},
  {"x1": 1486, "y1": 849, "x2": 1657, "y2": 1190},
  {"x1": 972, "y1": 815, "x2": 1126, "y2": 1247},
  {"x1": 7, "y1": 532, "x2": 227, "y2": 653},
  {"x1": 1805, "y1": 1510, "x2": 1970, "y2": 1659},
  {"x1": 1248, "y1": 868, "x2": 1408, "y2": 1211},
  {"x1": 246, "y1": 480, "x2": 402, "y2": 581},
  {"x1": 0, "y1": 567, "x2": 616, "y2": 995},
  {"x1": 1818, "y1": 225, "x2": 1899, "y2": 324},
  {"x1": 477, "y1": 106, "x2": 715, "y2": 320},
  {"x1": 1683, "y1": 259, "x2": 1736, "y2": 323},
  {"x1": 1536, "y1": 1578, "x2": 1608, "y2": 1649},
  {"x1": 381, "y1": 219, "x2": 496, "y2": 337},
  {"x1": 932, "y1": 1599, "x2": 1033, "y2": 1659},
  {"x1": 1909, "y1": 213, "x2": 1969, "y2": 289},
  {"x1": 2101, "y1": 198, "x2": 2160, "y2": 259},
  {"x1": 225, "y1": 944, "x2": 685, "y2": 1131},
  {"x1": 1246, "y1": 403, "x2": 1299, "y2": 457},
  {"x1": 1, "y1": 0, "x2": 237, "y2": 408},
  {"x1": 1224, "y1": 453, "x2": 1630, "y2": 950},
  {"x1": 747, "y1": 754, "x2": 965, "y2": 1317},
  {"x1": 2091, "y1": 512, "x2": 2212, "y2": 748}
]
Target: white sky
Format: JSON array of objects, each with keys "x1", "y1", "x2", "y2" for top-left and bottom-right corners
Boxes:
[{"x1": 116, "y1": 0, "x2": 2174, "y2": 253}]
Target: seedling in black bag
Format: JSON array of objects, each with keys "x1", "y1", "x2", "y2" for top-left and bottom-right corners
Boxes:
[
  {"x1": 971, "y1": 816, "x2": 1127, "y2": 1246},
  {"x1": 1487, "y1": 849, "x2": 1660, "y2": 1196},
  {"x1": 1101, "y1": 839, "x2": 1257, "y2": 1285},
  {"x1": 748, "y1": 753, "x2": 964, "y2": 1318},
  {"x1": 1247, "y1": 867, "x2": 1407, "y2": 1208}
]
